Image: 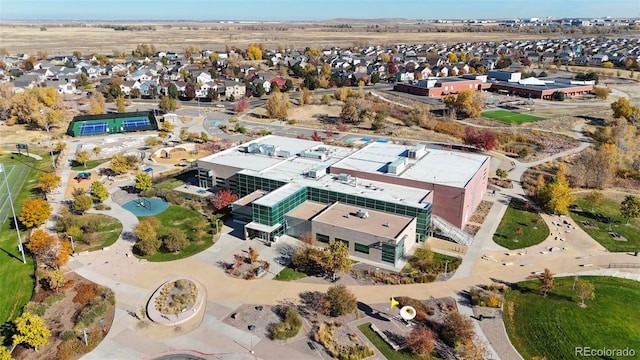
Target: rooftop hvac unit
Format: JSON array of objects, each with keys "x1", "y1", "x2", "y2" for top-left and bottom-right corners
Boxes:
[
  {"x1": 308, "y1": 166, "x2": 328, "y2": 179},
  {"x1": 387, "y1": 157, "x2": 407, "y2": 175},
  {"x1": 408, "y1": 144, "x2": 427, "y2": 159},
  {"x1": 275, "y1": 150, "x2": 291, "y2": 158},
  {"x1": 337, "y1": 173, "x2": 350, "y2": 182},
  {"x1": 356, "y1": 209, "x2": 369, "y2": 219}
]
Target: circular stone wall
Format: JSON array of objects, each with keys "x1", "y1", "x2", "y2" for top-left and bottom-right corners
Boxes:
[{"x1": 147, "y1": 278, "x2": 205, "y2": 326}]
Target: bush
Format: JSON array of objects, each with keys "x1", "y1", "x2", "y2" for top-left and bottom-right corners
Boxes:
[
  {"x1": 74, "y1": 296, "x2": 112, "y2": 332},
  {"x1": 23, "y1": 301, "x2": 48, "y2": 316},
  {"x1": 73, "y1": 283, "x2": 98, "y2": 305},
  {"x1": 326, "y1": 285, "x2": 357, "y2": 317},
  {"x1": 60, "y1": 330, "x2": 76, "y2": 341},
  {"x1": 57, "y1": 332, "x2": 101, "y2": 360},
  {"x1": 269, "y1": 306, "x2": 303, "y2": 340}
]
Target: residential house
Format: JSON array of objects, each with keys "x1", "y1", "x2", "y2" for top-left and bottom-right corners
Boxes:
[{"x1": 223, "y1": 80, "x2": 246, "y2": 98}]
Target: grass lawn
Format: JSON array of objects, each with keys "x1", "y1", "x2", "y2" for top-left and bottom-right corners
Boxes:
[
  {"x1": 136, "y1": 205, "x2": 214, "y2": 262},
  {"x1": 153, "y1": 178, "x2": 185, "y2": 190},
  {"x1": 274, "y1": 267, "x2": 307, "y2": 281},
  {"x1": 357, "y1": 323, "x2": 420, "y2": 360},
  {"x1": 570, "y1": 197, "x2": 640, "y2": 252},
  {"x1": 504, "y1": 277, "x2": 640, "y2": 360},
  {"x1": 0, "y1": 152, "x2": 51, "y2": 324},
  {"x1": 71, "y1": 158, "x2": 110, "y2": 171},
  {"x1": 493, "y1": 199, "x2": 549, "y2": 250},
  {"x1": 71, "y1": 214, "x2": 122, "y2": 252},
  {"x1": 482, "y1": 109, "x2": 544, "y2": 124}
]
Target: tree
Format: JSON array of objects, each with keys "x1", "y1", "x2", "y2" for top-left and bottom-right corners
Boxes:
[
  {"x1": 335, "y1": 120, "x2": 347, "y2": 132},
  {"x1": 159, "y1": 96, "x2": 177, "y2": 112},
  {"x1": 325, "y1": 284, "x2": 357, "y2": 317},
  {"x1": 92, "y1": 146, "x2": 101, "y2": 158},
  {"x1": 37, "y1": 173, "x2": 60, "y2": 194},
  {"x1": 442, "y1": 312, "x2": 475, "y2": 346},
  {"x1": 447, "y1": 53, "x2": 458, "y2": 62},
  {"x1": 620, "y1": 195, "x2": 640, "y2": 224},
  {"x1": 88, "y1": 91, "x2": 106, "y2": 115},
  {"x1": 161, "y1": 120, "x2": 174, "y2": 133},
  {"x1": 116, "y1": 96, "x2": 126, "y2": 113},
  {"x1": 90, "y1": 181, "x2": 109, "y2": 203},
  {"x1": 463, "y1": 127, "x2": 497, "y2": 150},
  {"x1": 26, "y1": 230, "x2": 70, "y2": 268},
  {"x1": 233, "y1": 97, "x2": 250, "y2": 113},
  {"x1": 210, "y1": 189, "x2": 238, "y2": 211},
  {"x1": 300, "y1": 87, "x2": 310, "y2": 105},
  {"x1": 265, "y1": 92, "x2": 290, "y2": 119},
  {"x1": 496, "y1": 169, "x2": 508, "y2": 180},
  {"x1": 19, "y1": 199, "x2": 51, "y2": 228},
  {"x1": 0, "y1": 344, "x2": 13, "y2": 360},
  {"x1": 340, "y1": 99, "x2": 360, "y2": 123},
  {"x1": 514, "y1": 227, "x2": 523, "y2": 242},
  {"x1": 584, "y1": 191, "x2": 603, "y2": 213},
  {"x1": 12, "y1": 312, "x2": 50, "y2": 351},
  {"x1": 110, "y1": 154, "x2": 134, "y2": 174},
  {"x1": 73, "y1": 194, "x2": 93, "y2": 214},
  {"x1": 163, "y1": 229, "x2": 188, "y2": 252},
  {"x1": 135, "y1": 172, "x2": 153, "y2": 192},
  {"x1": 133, "y1": 218, "x2": 160, "y2": 256},
  {"x1": 167, "y1": 83, "x2": 179, "y2": 99},
  {"x1": 75, "y1": 150, "x2": 90, "y2": 168},
  {"x1": 183, "y1": 82, "x2": 196, "y2": 99},
  {"x1": 311, "y1": 130, "x2": 322, "y2": 141},
  {"x1": 538, "y1": 268, "x2": 554, "y2": 297},
  {"x1": 406, "y1": 326, "x2": 435, "y2": 356},
  {"x1": 444, "y1": 90, "x2": 484, "y2": 118},
  {"x1": 575, "y1": 279, "x2": 595, "y2": 307},
  {"x1": 610, "y1": 97, "x2": 640, "y2": 126},
  {"x1": 539, "y1": 172, "x2": 575, "y2": 215},
  {"x1": 323, "y1": 240, "x2": 351, "y2": 280},
  {"x1": 246, "y1": 45, "x2": 262, "y2": 61},
  {"x1": 206, "y1": 88, "x2": 219, "y2": 101}
]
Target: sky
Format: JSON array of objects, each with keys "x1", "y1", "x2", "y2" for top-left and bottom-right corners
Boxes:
[{"x1": 2, "y1": 0, "x2": 639, "y2": 21}]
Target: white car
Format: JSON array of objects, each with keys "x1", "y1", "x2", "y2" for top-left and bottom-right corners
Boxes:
[{"x1": 215, "y1": 104, "x2": 225, "y2": 108}]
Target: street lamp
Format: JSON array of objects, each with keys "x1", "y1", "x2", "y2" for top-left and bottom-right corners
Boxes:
[
  {"x1": 0, "y1": 164, "x2": 26, "y2": 264},
  {"x1": 444, "y1": 259, "x2": 449, "y2": 278},
  {"x1": 68, "y1": 235, "x2": 75, "y2": 253}
]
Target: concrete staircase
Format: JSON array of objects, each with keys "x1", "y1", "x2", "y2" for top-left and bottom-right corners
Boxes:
[{"x1": 432, "y1": 215, "x2": 474, "y2": 246}]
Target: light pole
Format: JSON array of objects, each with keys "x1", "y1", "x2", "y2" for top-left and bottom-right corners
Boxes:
[
  {"x1": 68, "y1": 235, "x2": 75, "y2": 253},
  {"x1": 0, "y1": 164, "x2": 26, "y2": 264},
  {"x1": 444, "y1": 259, "x2": 449, "y2": 278}
]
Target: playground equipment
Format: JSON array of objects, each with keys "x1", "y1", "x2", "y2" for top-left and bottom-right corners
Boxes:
[{"x1": 75, "y1": 172, "x2": 91, "y2": 183}]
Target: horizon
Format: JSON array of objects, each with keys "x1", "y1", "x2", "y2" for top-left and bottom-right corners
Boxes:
[{"x1": 3, "y1": 0, "x2": 640, "y2": 21}]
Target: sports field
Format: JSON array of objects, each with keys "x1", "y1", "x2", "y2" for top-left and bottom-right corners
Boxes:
[
  {"x1": 0, "y1": 163, "x2": 30, "y2": 226},
  {"x1": 482, "y1": 109, "x2": 544, "y2": 124}
]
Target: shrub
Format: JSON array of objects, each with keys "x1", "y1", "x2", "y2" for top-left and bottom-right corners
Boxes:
[
  {"x1": 326, "y1": 285, "x2": 357, "y2": 317},
  {"x1": 394, "y1": 296, "x2": 431, "y2": 316},
  {"x1": 60, "y1": 330, "x2": 76, "y2": 341},
  {"x1": 74, "y1": 296, "x2": 112, "y2": 332},
  {"x1": 23, "y1": 301, "x2": 48, "y2": 317},
  {"x1": 269, "y1": 306, "x2": 303, "y2": 340},
  {"x1": 73, "y1": 283, "x2": 98, "y2": 305},
  {"x1": 57, "y1": 332, "x2": 101, "y2": 360}
]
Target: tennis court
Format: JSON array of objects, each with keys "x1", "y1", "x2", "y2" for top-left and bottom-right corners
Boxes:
[
  {"x1": 0, "y1": 164, "x2": 30, "y2": 226},
  {"x1": 123, "y1": 118, "x2": 151, "y2": 129},
  {"x1": 481, "y1": 109, "x2": 544, "y2": 124},
  {"x1": 80, "y1": 121, "x2": 108, "y2": 135}
]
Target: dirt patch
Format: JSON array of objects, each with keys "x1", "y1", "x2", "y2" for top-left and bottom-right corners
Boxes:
[
  {"x1": 12, "y1": 272, "x2": 115, "y2": 360},
  {"x1": 63, "y1": 171, "x2": 100, "y2": 199}
]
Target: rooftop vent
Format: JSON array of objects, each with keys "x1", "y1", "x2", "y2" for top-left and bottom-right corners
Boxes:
[
  {"x1": 356, "y1": 209, "x2": 369, "y2": 219},
  {"x1": 382, "y1": 222, "x2": 390, "y2": 227}
]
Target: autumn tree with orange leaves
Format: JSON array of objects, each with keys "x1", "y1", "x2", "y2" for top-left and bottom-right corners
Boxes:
[{"x1": 26, "y1": 229, "x2": 72, "y2": 268}]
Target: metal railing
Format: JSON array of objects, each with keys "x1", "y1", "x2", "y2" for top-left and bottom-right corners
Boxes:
[
  {"x1": 607, "y1": 263, "x2": 640, "y2": 269},
  {"x1": 432, "y1": 215, "x2": 474, "y2": 246}
]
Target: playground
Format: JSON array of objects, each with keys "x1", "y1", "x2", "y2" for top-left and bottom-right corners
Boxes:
[{"x1": 121, "y1": 197, "x2": 169, "y2": 217}]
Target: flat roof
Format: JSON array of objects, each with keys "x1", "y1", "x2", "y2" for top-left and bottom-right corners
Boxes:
[
  {"x1": 491, "y1": 77, "x2": 594, "y2": 91},
  {"x1": 314, "y1": 202, "x2": 413, "y2": 239},
  {"x1": 285, "y1": 201, "x2": 327, "y2": 220},
  {"x1": 235, "y1": 190, "x2": 266, "y2": 206},
  {"x1": 331, "y1": 142, "x2": 489, "y2": 188}
]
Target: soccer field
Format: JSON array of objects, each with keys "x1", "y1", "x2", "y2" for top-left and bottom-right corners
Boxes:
[
  {"x1": 482, "y1": 109, "x2": 544, "y2": 124},
  {"x1": 0, "y1": 164, "x2": 30, "y2": 226}
]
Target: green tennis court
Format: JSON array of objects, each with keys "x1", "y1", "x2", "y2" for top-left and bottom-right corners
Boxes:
[{"x1": 482, "y1": 109, "x2": 544, "y2": 124}]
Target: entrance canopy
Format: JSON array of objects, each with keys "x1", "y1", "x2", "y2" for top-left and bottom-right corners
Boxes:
[{"x1": 245, "y1": 222, "x2": 281, "y2": 233}]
